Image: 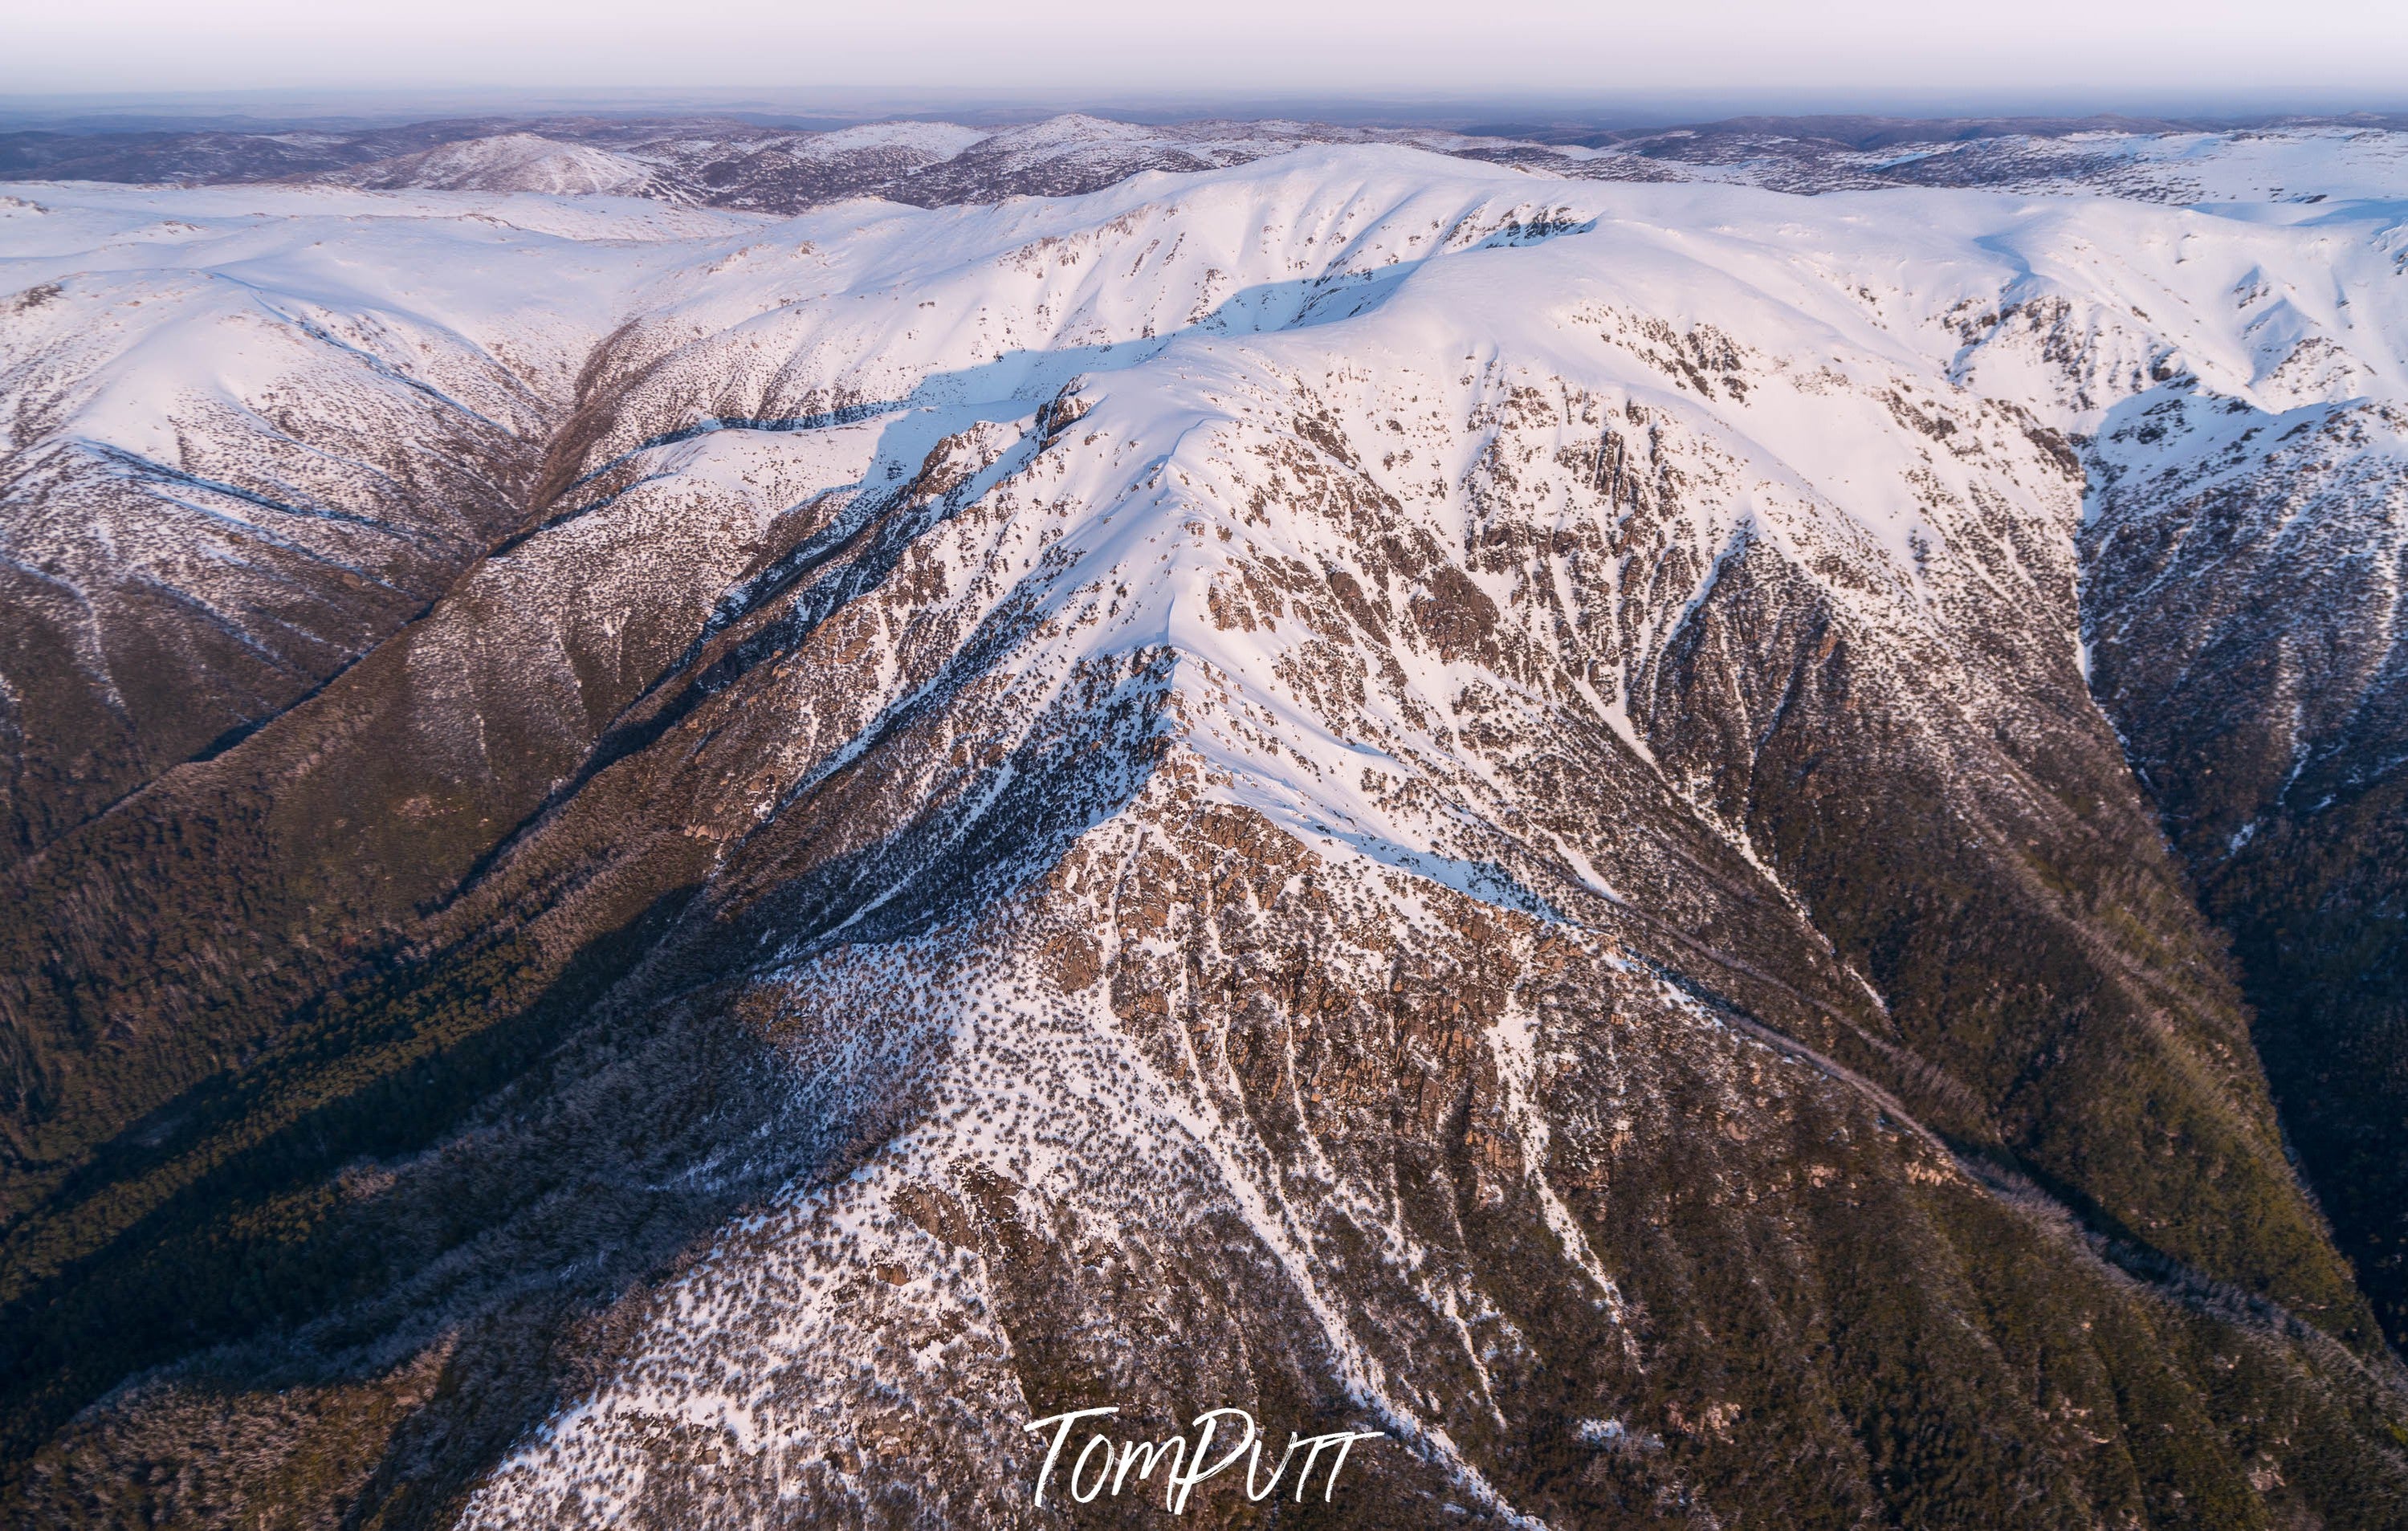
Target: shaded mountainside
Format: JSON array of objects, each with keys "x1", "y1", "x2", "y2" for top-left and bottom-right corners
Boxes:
[
  {"x1": 1899, "y1": 189, "x2": 2408, "y2": 1357},
  {"x1": 2084, "y1": 382, "x2": 2408, "y2": 1352},
  {"x1": 0, "y1": 148, "x2": 2405, "y2": 1528}
]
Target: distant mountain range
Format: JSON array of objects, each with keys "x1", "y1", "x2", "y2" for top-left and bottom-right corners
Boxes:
[
  {"x1": 2, "y1": 112, "x2": 2406, "y2": 1528},
  {"x1": 9, "y1": 108, "x2": 2408, "y2": 209}
]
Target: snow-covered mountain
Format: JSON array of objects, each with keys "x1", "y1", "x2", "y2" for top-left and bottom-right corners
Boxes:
[
  {"x1": 320, "y1": 132, "x2": 673, "y2": 197},
  {"x1": 3, "y1": 124, "x2": 2406, "y2": 1528}
]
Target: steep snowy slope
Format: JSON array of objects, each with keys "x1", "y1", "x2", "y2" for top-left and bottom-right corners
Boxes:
[
  {"x1": 2, "y1": 149, "x2": 2406, "y2": 1529},
  {"x1": 0, "y1": 186, "x2": 755, "y2": 866}
]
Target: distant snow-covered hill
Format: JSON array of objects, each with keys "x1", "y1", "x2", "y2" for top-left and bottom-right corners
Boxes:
[{"x1": 322, "y1": 132, "x2": 672, "y2": 197}]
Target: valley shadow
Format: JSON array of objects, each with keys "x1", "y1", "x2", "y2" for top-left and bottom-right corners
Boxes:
[
  {"x1": 0, "y1": 654, "x2": 1177, "y2": 1529},
  {"x1": 0, "y1": 887, "x2": 733, "y2": 1488}
]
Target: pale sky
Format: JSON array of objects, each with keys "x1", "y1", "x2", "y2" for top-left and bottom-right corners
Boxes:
[{"x1": 5, "y1": 0, "x2": 2406, "y2": 108}]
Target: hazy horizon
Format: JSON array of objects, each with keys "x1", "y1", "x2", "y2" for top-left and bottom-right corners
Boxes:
[
  {"x1": 5, "y1": 83, "x2": 2408, "y2": 137},
  {"x1": 6, "y1": 0, "x2": 2406, "y2": 116}
]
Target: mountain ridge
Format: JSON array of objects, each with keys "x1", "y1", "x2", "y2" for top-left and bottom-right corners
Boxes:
[{"x1": 3, "y1": 138, "x2": 2406, "y2": 1526}]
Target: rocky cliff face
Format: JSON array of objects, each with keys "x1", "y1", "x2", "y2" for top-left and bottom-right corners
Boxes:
[{"x1": 2, "y1": 145, "x2": 2405, "y2": 1528}]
